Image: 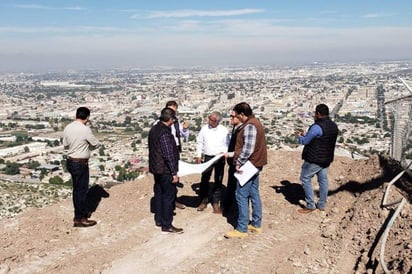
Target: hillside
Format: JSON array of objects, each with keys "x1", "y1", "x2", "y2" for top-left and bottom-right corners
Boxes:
[{"x1": 0, "y1": 150, "x2": 411, "y2": 274}]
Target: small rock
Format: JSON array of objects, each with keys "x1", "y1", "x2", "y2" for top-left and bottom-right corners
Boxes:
[
  {"x1": 331, "y1": 207, "x2": 339, "y2": 214},
  {"x1": 304, "y1": 245, "x2": 310, "y2": 255},
  {"x1": 0, "y1": 264, "x2": 10, "y2": 274},
  {"x1": 292, "y1": 261, "x2": 302, "y2": 267}
]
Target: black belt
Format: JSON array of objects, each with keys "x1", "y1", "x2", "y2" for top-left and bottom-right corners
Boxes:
[{"x1": 68, "y1": 157, "x2": 89, "y2": 163}]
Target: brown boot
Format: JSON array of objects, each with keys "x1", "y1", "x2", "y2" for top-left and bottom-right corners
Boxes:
[
  {"x1": 197, "y1": 198, "x2": 208, "y2": 211},
  {"x1": 73, "y1": 218, "x2": 97, "y2": 227},
  {"x1": 175, "y1": 201, "x2": 186, "y2": 209},
  {"x1": 213, "y1": 203, "x2": 222, "y2": 214}
]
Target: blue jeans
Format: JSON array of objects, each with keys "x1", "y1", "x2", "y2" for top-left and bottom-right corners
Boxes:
[
  {"x1": 300, "y1": 161, "x2": 329, "y2": 209},
  {"x1": 153, "y1": 174, "x2": 177, "y2": 229},
  {"x1": 235, "y1": 172, "x2": 262, "y2": 233},
  {"x1": 67, "y1": 160, "x2": 90, "y2": 219}
]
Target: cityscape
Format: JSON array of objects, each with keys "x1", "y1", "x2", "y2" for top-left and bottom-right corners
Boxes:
[
  {"x1": 0, "y1": 60, "x2": 411, "y2": 217},
  {"x1": 2, "y1": 2, "x2": 412, "y2": 273}
]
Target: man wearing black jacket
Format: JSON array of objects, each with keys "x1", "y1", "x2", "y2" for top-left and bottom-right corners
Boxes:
[
  {"x1": 223, "y1": 110, "x2": 242, "y2": 216},
  {"x1": 149, "y1": 107, "x2": 183, "y2": 233},
  {"x1": 165, "y1": 100, "x2": 189, "y2": 210}
]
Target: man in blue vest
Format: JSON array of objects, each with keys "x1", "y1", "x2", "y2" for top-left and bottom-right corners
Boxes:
[{"x1": 296, "y1": 104, "x2": 338, "y2": 213}]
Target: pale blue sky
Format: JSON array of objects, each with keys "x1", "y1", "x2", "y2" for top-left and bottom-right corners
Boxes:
[{"x1": 1, "y1": 1, "x2": 412, "y2": 72}]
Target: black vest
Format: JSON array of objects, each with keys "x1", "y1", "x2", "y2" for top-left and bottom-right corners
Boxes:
[{"x1": 302, "y1": 117, "x2": 338, "y2": 167}]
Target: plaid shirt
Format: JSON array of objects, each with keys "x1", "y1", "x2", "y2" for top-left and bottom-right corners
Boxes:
[
  {"x1": 148, "y1": 121, "x2": 179, "y2": 175},
  {"x1": 159, "y1": 132, "x2": 179, "y2": 175},
  {"x1": 236, "y1": 123, "x2": 257, "y2": 166}
]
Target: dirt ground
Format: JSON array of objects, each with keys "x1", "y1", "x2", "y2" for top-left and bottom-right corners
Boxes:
[{"x1": 0, "y1": 150, "x2": 411, "y2": 274}]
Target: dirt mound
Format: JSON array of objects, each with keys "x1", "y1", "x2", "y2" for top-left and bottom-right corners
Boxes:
[{"x1": 0, "y1": 150, "x2": 410, "y2": 274}]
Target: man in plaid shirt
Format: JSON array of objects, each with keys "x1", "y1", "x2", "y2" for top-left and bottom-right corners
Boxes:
[
  {"x1": 225, "y1": 102, "x2": 267, "y2": 238},
  {"x1": 148, "y1": 107, "x2": 183, "y2": 234}
]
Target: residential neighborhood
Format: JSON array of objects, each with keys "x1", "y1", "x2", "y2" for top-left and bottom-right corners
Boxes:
[{"x1": 0, "y1": 61, "x2": 411, "y2": 217}]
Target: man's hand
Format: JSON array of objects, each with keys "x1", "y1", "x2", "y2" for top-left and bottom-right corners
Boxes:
[
  {"x1": 295, "y1": 129, "x2": 304, "y2": 136},
  {"x1": 172, "y1": 175, "x2": 179, "y2": 183},
  {"x1": 235, "y1": 165, "x2": 243, "y2": 174},
  {"x1": 195, "y1": 157, "x2": 202, "y2": 164}
]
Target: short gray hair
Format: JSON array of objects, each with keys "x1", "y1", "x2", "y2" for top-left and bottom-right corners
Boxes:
[{"x1": 209, "y1": 111, "x2": 222, "y2": 122}]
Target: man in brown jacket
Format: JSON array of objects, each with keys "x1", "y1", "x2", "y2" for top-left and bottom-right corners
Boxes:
[{"x1": 225, "y1": 102, "x2": 267, "y2": 238}]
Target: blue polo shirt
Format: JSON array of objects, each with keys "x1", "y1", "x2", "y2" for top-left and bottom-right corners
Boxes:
[{"x1": 298, "y1": 124, "x2": 323, "y2": 145}]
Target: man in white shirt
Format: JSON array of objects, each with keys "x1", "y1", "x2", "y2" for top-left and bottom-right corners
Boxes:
[
  {"x1": 195, "y1": 111, "x2": 229, "y2": 213},
  {"x1": 165, "y1": 100, "x2": 189, "y2": 153}
]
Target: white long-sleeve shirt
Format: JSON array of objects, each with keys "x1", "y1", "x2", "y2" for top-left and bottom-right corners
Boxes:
[
  {"x1": 196, "y1": 124, "x2": 229, "y2": 157},
  {"x1": 154, "y1": 117, "x2": 189, "y2": 147}
]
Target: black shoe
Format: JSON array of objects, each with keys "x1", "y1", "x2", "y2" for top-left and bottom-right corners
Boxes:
[
  {"x1": 161, "y1": 225, "x2": 183, "y2": 234},
  {"x1": 155, "y1": 221, "x2": 161, "y2": 227}
]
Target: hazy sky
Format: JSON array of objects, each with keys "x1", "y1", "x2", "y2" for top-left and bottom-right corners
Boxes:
[{"x1": 1, "y1": 0, "x2": 412, "y2": 72}]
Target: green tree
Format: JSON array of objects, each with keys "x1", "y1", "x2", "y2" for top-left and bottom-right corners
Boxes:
[
  {"x1": 27, "y1": 160, "x2": 41, "y2": 169},
  {"x1": 50, "y1": 160, "x2": 60, "y2": 165},
  {"x1": 39, "y1": 168, "x2": 48, "y2": 181},
  {"x1": 189, "y1": 134, "x2": 196, "y2": 142},
  {"x1": 141, "y1": 131, "x2": 149, "y2": 139},
  {"x1": 61, "y1": 159, "x2": 68, "y2": 172},
  {"x1": 124, "y1": 116, "x2": 132, "y2": 125},
  {"x1": 117, "y1": 168, "x2": 127, "y2": 182},
  {"x1": 4, "y1": 161, "x2": 21, "y2": 175},
  {"x1": 49, "y1": 175, "x2": 64, "y2": 185},
  {"x1": 16, "y1": 135, "x2": 24, "y2": 142}
]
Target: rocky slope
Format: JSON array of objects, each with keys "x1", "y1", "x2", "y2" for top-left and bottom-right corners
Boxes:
[{"x1": 0, "y1": 150, "x2": 411, "y2": 274}]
